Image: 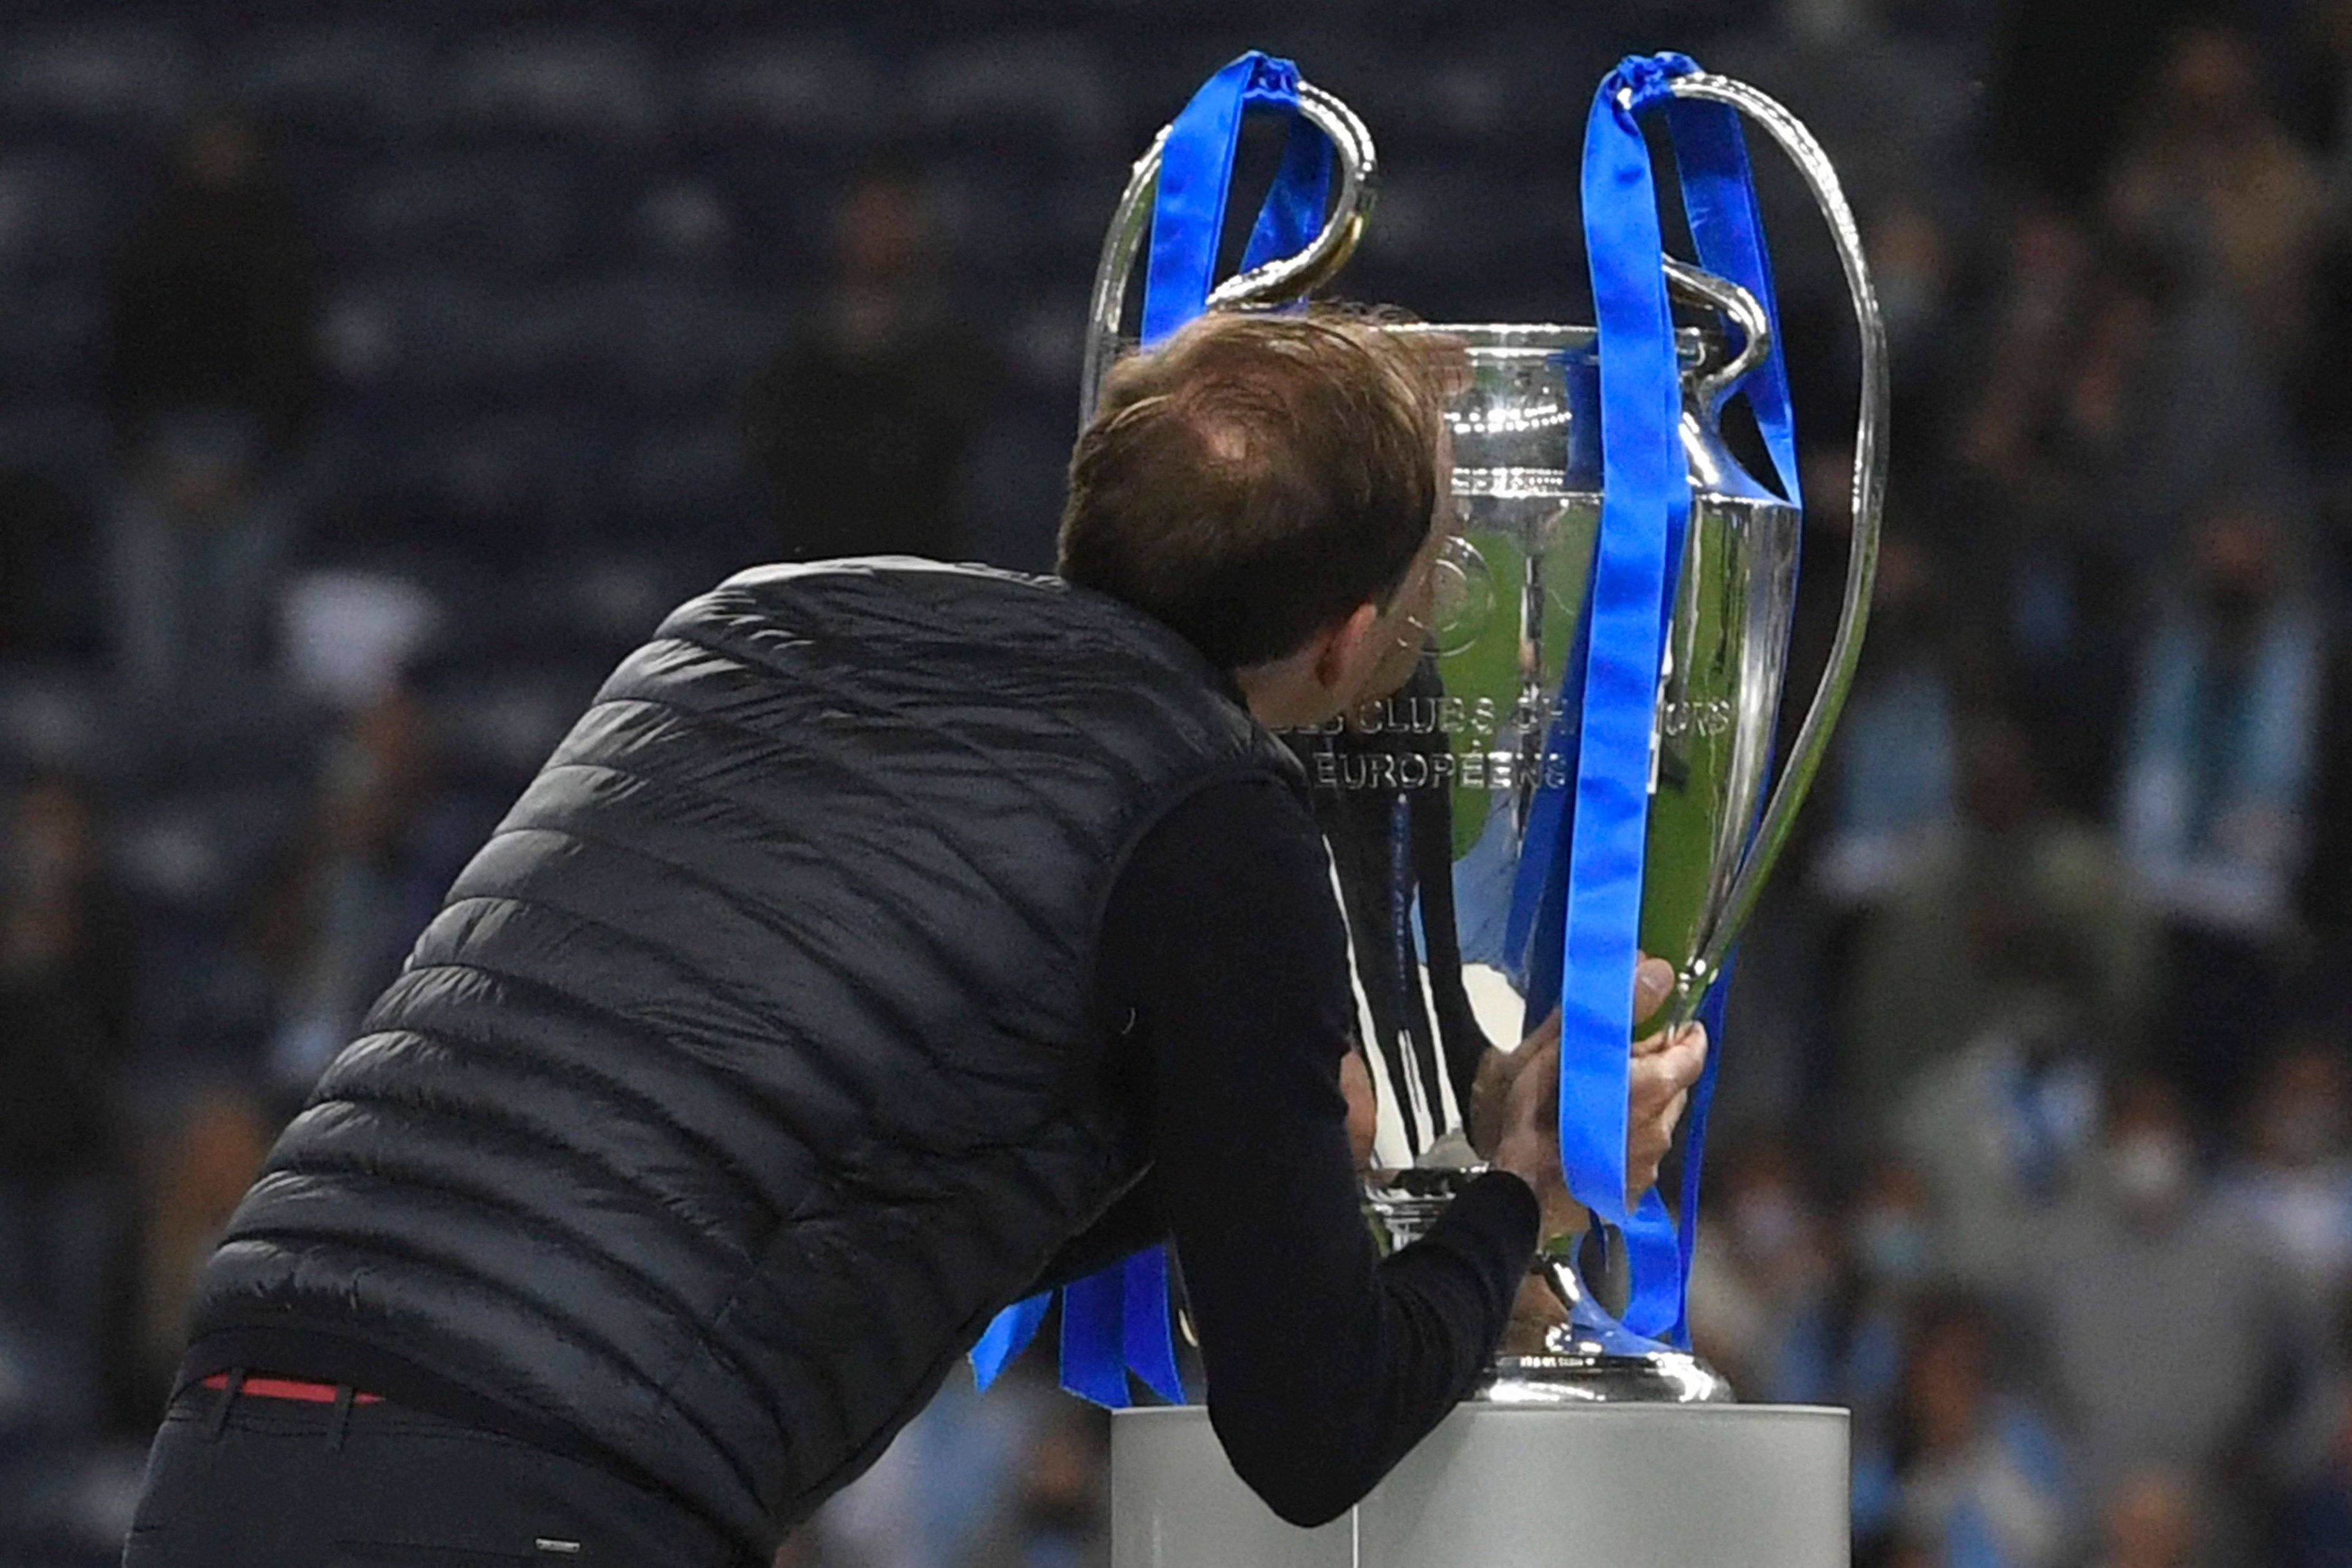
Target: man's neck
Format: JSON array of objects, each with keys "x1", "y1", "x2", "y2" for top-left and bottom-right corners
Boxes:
[{"x1": 1234, "y1": 653, "x2": 1336, "y2": 731}]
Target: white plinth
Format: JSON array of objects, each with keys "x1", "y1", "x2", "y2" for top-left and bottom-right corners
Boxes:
[{"x1": 1111, "y1": 1403, "x2": 1848, "y2": 1568}]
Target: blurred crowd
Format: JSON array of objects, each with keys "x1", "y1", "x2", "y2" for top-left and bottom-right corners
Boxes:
[{"x1": 5, "y1": 1, "x2": 2352, "y2": 1565}]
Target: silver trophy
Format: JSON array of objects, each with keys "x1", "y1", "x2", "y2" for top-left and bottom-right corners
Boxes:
[{"x1": 1085, "y1": 72, "x2": 1885, "y2": 1404}]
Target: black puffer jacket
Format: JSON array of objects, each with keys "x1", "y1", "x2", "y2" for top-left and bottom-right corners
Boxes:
[{"x1": 188, "y1": 560, "x2": 1300, "y2": 1557}]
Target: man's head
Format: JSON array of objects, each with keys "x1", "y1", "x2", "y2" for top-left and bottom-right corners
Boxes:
[{"x1": 1058, "y1": 308, "x2": 1458, "y2": 729}]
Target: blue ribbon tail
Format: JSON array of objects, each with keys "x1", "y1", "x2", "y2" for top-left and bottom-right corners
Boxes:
[
  {"x1": 1121, "y1": 1246, "x2": 1186, "y2": 1404},
  {"x1": 1140, "y1": 55, "x2": 1256, "y2": 346},
  {"x1": 972, "y1": 1241, "x2": 1187, "y2": 1406},
  {"x1": 971, "y1": 1292, "x2": 1050, "y2": 1392},
  {"x1": 1059, "y1": 1265, "x2": 1130, "y2": 1407},
  {"x1": 1669, "y1": 967, "x2": 1734, "y2": 1348}
]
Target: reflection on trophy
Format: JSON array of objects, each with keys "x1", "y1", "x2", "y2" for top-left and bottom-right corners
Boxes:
[{"x1": 1085, "y1": 63, "x2": 1886, "y2": 1408}]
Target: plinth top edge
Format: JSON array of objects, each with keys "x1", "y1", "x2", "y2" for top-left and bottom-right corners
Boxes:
[{"x1": 1109, "y1": 1404, "x2": 1850, "y2": 1424}]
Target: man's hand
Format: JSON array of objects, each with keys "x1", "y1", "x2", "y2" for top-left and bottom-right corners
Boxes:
[
  {"x1": 1628, "y1": 1017, "x2": 1707, "y2": 1204},
  {"x1": 1486, "y1": 1017, "x2": 1564, "y2": 1205},
  {"x1": 1338, "y1": 1048, "x2": 1378, "y2": 1174},
  {"x1": 1476, "y1": 957, "x2": 1709, "y2": 1209}
]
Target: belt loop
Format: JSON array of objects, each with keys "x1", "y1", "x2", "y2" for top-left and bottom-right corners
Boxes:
[
  {"x1": 326, "y1": 1385, "x2": 355, "y2": 1452},
  {"x1": 205, "y1": 1368, "x2": 246, "y2": 1441}
]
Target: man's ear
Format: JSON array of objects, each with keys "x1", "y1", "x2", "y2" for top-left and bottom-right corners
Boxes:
[{"x1": 1313, "y1": 599, "x2": 1384, "y2": 698}]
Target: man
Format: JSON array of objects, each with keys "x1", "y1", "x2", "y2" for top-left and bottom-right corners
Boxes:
[{"x1": 124, "y1": 310, "x2": 1707, "y2": 1566}]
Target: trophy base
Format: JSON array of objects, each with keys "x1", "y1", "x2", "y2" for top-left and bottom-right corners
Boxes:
[
  {"x1": 1368, "y1": 1171, "x2": 1736, "y2": 1406},
  {"x1": 1479, "y1": 1349, "x2": 1734, "y2": 1405}
]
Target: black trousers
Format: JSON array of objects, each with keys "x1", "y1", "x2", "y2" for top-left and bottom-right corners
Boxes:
[{"x1": 123, "y1": 1380, "x2": 754, "y2": 1568}]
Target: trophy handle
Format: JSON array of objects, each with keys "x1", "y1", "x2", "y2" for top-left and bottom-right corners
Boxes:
[
  {"x1": 1662, "y1": 256, "x2": 1773, "y2": 416},
  {"x1": 1661, "y1": 72, "x2": 1890, "y2": 1023},
  {"x1": 1080, "y1": 81, "x2": 1379, "y2": 420}
]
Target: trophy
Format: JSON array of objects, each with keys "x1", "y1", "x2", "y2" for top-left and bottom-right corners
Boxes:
[{"x1": 1074, "y1": 55, "x2": 1885, "y2": 1407}]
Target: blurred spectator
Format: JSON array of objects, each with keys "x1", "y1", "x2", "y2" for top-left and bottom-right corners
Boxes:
[
  {"x1": 103, "y1": 413, "x2": 295, "y2": 700},
  {"x1": 0, "y1": 775, "x2": 131, "y2": 1053},
  {"x1": 2117, "y1": 504, "x2": 2326, "y2": 1124},
  {"x1": 91, "y1": 110, "x2": 323, "y2": 708},
  {"x1": 2028, "y1": 1077, "x2": 2304, "y2": 1556},
  {"x1": 0, "y1": 471, "x2": 102, "y2": 662},
  {"x1": 97, "y1": 112, "x2": 321, "y2": 459},
  {"x1": 1812, "y1": 534, "x2": 1959, "y2": 911},
  {"x1": 1686, "y1": 1139, "x2": 1836, "y2": 1396},
  {"x1": 1949, "y1": 223, "x2": 2138, "y2": 814},
  {"x1": 972, "y1": 1398, "x2": 1111, "y2": 1568},
  {"x1": 1870, "y1": 205, "x2": 1967, "y2": 489},
  {"x1": 2105, "y1": 25, "x2": 2324, "y2": 365},
  {"x1": 2277, "y1": 1306, "x2": 2352, "y2": 1568},
  {"x1": 798, "y1": 1362, "x2": 1109, "y2": 1568},
  {"x1": 1777, "y1": 1157, "x2": 1934, "y2": 1549},
  {"x1": 1894, "y1": 982, "x2": 2100, "y2": 1299},
  {"x1": 2217, "y1": 1043, "x2": 2352, "y2": 1339},
  {"x1": 256, "y1": 687, "x2": 436, "y2": 1098},
  {"x1": 1779, "y1": 1158, "x2": 1936, "y2": 1397},
  {"x1": 743, "y1": 161, "x2": 999, "y2": 564},
  {"x1": 132, "y1": 1090, "x2": 268, "y2": 1415},
  {"x1": 1983, "y1": 0, "x2": 2202, "y2": 208},
  {"x1": 1960, "y1": 222, "x2": 2301, "y2": 740},
  {"x1": 1889, "y1": 1292, "x2": 2072, "y2": 1568},
  {"x1": 2089, "y1": 1469, "x2": 2204, "y2": 1568},
  {"x1": 0, "y1": 777, "x2": 133, "y2": 1438},
  {"x1": 1962, "y1": 211, "x2": 2095, "y2": 498},
  {"x1": 1846, "y1": 713, "x2": 2149, "y2": 1133}
]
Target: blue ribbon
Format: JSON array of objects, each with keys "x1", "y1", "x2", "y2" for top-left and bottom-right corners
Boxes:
[
  {"x1": 972, "y1": 51, "x2": 1333, "y2": 1409},
  {"x1": 1656, "y1": 64, "x2": 1801, "y2": 1346},
  {"x1": 969, "y1": 1292, "x2": 1048, "y2": 1392},
  {"x1": 1671, "y1": 967, "x2": 1734, "y2": 1344},
  {"x1": 1664, "y1": 89, "x2": 1800, "y2": 505},
  {"x1": 1140, "y1": 52, "x2": 1333, "y2": 346},
  {"x1": 1505, "y1": 53, "x2": 1799, "y2": 1345}
]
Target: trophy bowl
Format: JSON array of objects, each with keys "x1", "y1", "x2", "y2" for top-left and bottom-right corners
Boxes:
[
  {"x1": 1386, "y1": 319, "x2": 1800, "y2": 1031},
  {"x1": 1337, "y1": 316, "x2": 1802, "y2": 1407}
]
